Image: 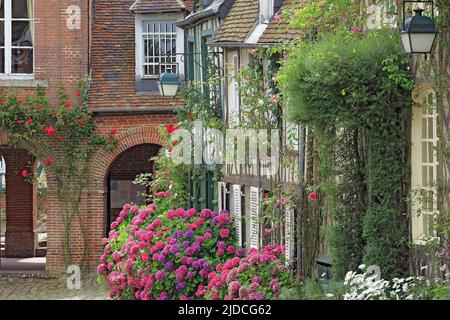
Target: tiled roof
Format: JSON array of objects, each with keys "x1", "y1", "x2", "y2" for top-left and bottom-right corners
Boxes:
[
  {"x1": 129, "y1": 0, "x2": 188, "y2": 13},
  {"x1": 258, "y1": 0, "x2": 303, "y2": 44},
  {"x1": 211, "y1": 0, "x2": 259, "y2": 43}
]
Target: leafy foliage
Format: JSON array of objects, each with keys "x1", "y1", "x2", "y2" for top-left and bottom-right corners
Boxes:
[{"x1": 282, "y1": 30, "x2": 414, "y2": 279}]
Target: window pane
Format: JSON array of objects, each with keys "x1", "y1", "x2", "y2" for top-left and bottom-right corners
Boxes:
[
  {"x1": 12, "y1": 0, "x2": 31, "y2": 19},
  {"x1": 428, "y1": 142, "x2": 434, "y2": 163},
  {"x1": 11, "y1": 48, "x2": 33, "y2": 73},
  {"x1": 421, "y1": 142, "x2": 428, "y2": 163},
  {"x1": 427, "y1": 118, "x2": 434, "y2": 139},
  {"x1": 421, "y1": 118, "x2": 427, "y2": 139},
  {"x1": 0, "y1": 49, "x2": 4, "y2": 73},
  {"x1": 421, "y1": 166, "x2": 427, "y2": 186},
  {"x1": 0, "y1": 1, "x2": 4, "y2": 19},
  {"x1": 0, "y1": 21, "x2": 4, "y2": 46},
  {"x1": 12, "y1": 21, "x2": 32, "y2": 47}
]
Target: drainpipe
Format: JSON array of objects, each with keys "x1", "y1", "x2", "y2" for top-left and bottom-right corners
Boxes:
[{"x1": 296, "y1": 125, "x2": 307, "y2": 279}]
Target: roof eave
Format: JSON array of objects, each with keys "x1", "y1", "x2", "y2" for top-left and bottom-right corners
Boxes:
[
  {"x1": 176, "y1": 8, "x2": 219, "y2": 28},
  {"x1": 208, "y1": 41, "x2": 259, "y2": 48}
]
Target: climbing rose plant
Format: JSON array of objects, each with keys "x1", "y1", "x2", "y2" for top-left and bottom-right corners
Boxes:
[
  {"x1": 0, "y1": 80, "x2": 117, "y2": 268},
  {"x1": 98, "y1": 200, "x2": 242, "y2": 300}
]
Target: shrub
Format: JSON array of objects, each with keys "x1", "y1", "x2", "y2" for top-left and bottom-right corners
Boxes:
[
  {"x1": 98, "y1": 201, "x2": 240, "y2": 300},
  {"x1": 279, "y1": 279, "x2": 347, "y2": 300},
  {"x1": 201, "y1": 245, "x2": 291, "y2": 300}
]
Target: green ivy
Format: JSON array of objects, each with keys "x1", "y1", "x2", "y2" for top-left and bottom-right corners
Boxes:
[{"x1": 282, "y1": 30, "x2": 414, "y2": 279}]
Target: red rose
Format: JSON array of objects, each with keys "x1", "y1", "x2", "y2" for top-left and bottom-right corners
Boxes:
[
  {"x1": 110, "y1": 130, "x2": 118, "y2": 135},
  {"x1": 0, "y1": 99, "x2": 4, "y2": 104},
  {"x1": 264, "y1": 193, "x2": 270, "y2": 199},
  {"x1": 65, "y1": 102, "x2": 72, "y2": 108},
  {"x1": 37, "y1": 105, "x2": 43, "y2": 111},
  {"x1": 55, "y1": 135, "x2": 62, "y2": 141},
  {"x1": 78, "y1": 101, "x2": 83, "y2": 106},
  {"x1": 76, "y1": 92, "x2": 81, "y2": 97},
  {"x1": 21, "y1": 170, "x2": 28, "y2": 177},
  {"x1": 26, "y1": 119, "x2": 32, "y2": 125},
  {"x1": 17, "y1": 120, "x2": 22, "y2": 125},
  {"x1": 165, "y1": 124, "x2": 179, "y2": 134},
  {"x1": 310, "y1": 192, "x2": 317, "y2": 201},
  {"x1": 44, "y1": 157, "x2": 54, "y2": 166},
  {"x1": 45, "y1": 126, "x2": 57, "y2": 137},
  {"x1": 18, "y1": 99, "x2": 23, "y2": 104}
]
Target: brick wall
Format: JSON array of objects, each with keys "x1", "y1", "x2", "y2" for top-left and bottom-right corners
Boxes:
[
  {"x1": 1, "y1": 148, "x2": 35, "y2": 258},
  {"x1": 89, "y1": 0, "x2": 184, "y2": 109},
  {"x1": 0, "y1": 0, "x2": 184, "y2": 273},
  {"x1": 0, "y1": 0, "x2": 91, "y2": 104}
]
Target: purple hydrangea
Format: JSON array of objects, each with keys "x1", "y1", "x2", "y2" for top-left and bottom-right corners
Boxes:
[{"x1": 164, "y1": 261, "x2": 174, "y2": 271}]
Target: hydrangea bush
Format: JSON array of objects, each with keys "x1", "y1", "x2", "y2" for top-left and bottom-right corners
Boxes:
[
  {"x1": 98, "y1": 202, "x2": 240, "y2": 300},
  {"x1": 201, "y1": 244, "x2": 291, "y2": 300}
]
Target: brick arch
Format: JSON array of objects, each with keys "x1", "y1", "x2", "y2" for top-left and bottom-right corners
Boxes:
[
  {"x1": 85, "y1": 125, "x2": 165, "y2": 268},
  {"x1": 89, "y1": 125, "x2": 165, "y2": 192}
]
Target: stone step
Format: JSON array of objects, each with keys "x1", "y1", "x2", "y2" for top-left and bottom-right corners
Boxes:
[{"x1": 0, "y1": 271, "x2": 49, "y2": 279}]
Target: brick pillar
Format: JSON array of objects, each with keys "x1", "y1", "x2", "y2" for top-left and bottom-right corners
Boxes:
[{"x1": 2, "y1": 148, "x2": 35, "y2": 258}]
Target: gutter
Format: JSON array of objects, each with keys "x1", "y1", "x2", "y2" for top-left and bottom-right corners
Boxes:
[
  {"x1": 92, "y1": 107, "x2": 176, "y2": 117},
  {"x1": 208, "y1": 41, "x2": 259, "y2": 48},
  {"x1": 176, "y1": 8, "x2": 219, "y2": 28}
]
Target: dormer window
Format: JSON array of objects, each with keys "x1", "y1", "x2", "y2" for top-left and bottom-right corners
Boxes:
[
  {"x1": 135, "y1": 13, "x2": 184, "y2": 92},
  {"x1": 259, "y1": 0, "x2": 274, "y2": 24}
]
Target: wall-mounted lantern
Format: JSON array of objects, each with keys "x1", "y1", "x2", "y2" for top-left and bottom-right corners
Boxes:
[
  {"x1": 158, "y1": 72, "x2": 181, "y2": 97},
  {"x1": 400, "y1": 2, "x2": 438, "y2": 54}
]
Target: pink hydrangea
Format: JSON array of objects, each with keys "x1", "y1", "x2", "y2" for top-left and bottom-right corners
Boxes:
[{"x1": 220, "y1": 228, "x2": 231, "y2": 238}]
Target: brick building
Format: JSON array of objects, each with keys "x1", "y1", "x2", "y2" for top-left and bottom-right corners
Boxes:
[{"x1": 0, "y1": 0, "x2": 191, "y2": 274}]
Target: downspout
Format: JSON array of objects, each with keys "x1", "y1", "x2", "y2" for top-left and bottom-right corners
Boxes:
[{"x1": 296, "y1": 126, "x2": 306, "y2": 279}]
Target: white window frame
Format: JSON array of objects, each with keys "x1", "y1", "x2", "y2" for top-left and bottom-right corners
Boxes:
[
  {"x1": 0, "y1": 0, "x2": 35, "y2": 80},
  {"x1": 227, "y1": 50, "x2": 240, "y2": 126},
  {"x1": 135, "y1": 13, "x2": 184, "y2": 80},
  {"x1": 420, "y1": 92, "x2": 440, "y2": 235}
]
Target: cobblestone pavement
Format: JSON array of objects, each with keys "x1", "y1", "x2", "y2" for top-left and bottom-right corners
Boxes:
[{"x1": 0, "y1": 275, "x2": 109, "y2": 300}]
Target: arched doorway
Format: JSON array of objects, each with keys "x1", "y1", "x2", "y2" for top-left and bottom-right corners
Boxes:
[
  {"x1": 0, "y1": 147, "x2": 46, "y2": 273},
  {"x1": 106, "y1": 143, "x2": 161, "y2": 235}
]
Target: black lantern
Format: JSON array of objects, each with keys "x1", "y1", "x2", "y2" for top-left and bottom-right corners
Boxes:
[{"x1": 400, "y1": 6, "x2": 438, "y2": 54}]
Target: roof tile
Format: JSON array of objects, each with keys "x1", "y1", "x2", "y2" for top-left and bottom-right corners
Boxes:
[
  {"x1": 211, "y1": 0, "x2": 259, "y2": 43},
  {"x1": 130, "y1": 0, "x2": 188, "y2": 13},
  {"x1": 258, "y1": 0, "x2": 303, "y2": 44}
]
